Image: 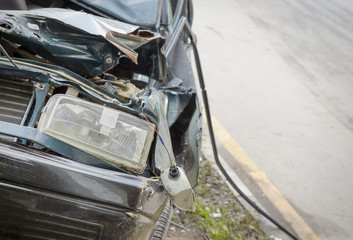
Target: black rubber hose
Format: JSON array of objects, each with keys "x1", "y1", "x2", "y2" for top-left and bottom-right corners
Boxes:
[{"x1": 191, "y1": 41, "x2": 298, "y2": 240}]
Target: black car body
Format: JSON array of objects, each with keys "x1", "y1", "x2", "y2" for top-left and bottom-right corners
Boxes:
[{"x1": 0, "y1": 0, "x2": 202, "y2": 239}]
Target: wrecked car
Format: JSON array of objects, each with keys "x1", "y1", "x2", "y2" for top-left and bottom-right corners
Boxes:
[{"x1": 0, "y1": 0, "x2": 202, "y2": 239}]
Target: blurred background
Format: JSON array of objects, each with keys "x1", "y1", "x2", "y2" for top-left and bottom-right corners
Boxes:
[{"x1": 192, "y1": 0, "x2": 353, "y2": 239}]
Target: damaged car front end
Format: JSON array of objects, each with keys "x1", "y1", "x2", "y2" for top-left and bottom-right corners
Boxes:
[{"x1": 0, "y1": 1, "x2": 202, "y2": 239}]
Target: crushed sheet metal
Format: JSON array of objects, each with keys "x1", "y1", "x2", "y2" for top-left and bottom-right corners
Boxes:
[
  {"x1": 0, "y1": 8, "x2": 139, "y2": 63},
  {"x1": 0, "y1": 9, "x2": 167, "y2": 79},
  {"x1": 2, "y1": 8, "x2": 139, "y2": 35}
]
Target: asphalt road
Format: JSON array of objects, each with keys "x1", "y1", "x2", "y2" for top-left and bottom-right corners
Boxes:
[{"x1": 192, "y1": 0, "x2": 353, "y2": 239}]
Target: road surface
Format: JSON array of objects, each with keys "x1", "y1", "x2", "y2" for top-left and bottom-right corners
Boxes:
[{"x1": 192, "y1": 0, "x2": 353, "y2": 239}]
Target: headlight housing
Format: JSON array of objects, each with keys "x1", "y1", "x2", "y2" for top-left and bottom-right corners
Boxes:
[{"x1": 38, "y1": 94, "x2": 154, "y2": 173}]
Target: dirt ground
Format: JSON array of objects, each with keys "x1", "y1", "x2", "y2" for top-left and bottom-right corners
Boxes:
[{"x1": 166, "y1": 227, "x2": 206, "y2": 240}]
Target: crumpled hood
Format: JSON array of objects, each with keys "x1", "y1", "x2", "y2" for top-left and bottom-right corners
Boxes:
[{"x1": 0, "y1": 8, "x2": 166, "y2": 80}]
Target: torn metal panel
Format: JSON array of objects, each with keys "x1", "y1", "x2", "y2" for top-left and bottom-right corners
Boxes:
[
  {"x1": 0, "y1": 9, "x2": 166, "y2": 80},
  {"x1": 166, "y1": 90, "x2": 202, "y2": 188},
  {"x1": 2, "y1": 8, "x2": 140, "y2": 34}
]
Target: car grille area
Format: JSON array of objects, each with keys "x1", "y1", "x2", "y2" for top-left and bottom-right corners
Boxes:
[
  {"x1": 0, "y1": 77, "x2": 33, "y2": 141},
  {"x1": 0, "y1": 77, "x2": 33, "y2": 124}
]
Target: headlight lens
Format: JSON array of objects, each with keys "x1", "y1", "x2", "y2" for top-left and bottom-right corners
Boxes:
[{"x1": 38, "y1": 94, "x2": 154, "y2": 173}]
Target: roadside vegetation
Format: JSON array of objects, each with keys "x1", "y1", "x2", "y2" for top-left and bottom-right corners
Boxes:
[{"x1": 168, "y1": 160, "x2": 269, "y2": 240}]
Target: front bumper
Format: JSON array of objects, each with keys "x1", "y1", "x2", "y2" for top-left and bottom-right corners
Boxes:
[{"x1": 0, "y1": 140, "x2": 168, "y2": 240}]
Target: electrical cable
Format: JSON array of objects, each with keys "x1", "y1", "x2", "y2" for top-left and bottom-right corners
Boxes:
[
  {"x1": 190, "y1": 41, "x2": 298, "y2": 240},
  {"x1": 139, "y1": 113, "x2": 175, "y2": 168},
  {"x1": 0, "y1": 43, "x2": 21, "y2": 70}
]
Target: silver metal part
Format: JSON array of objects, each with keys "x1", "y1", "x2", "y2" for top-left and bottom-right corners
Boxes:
[{"x1": 160, "y1": 166, "x2": 194, "y2": 211}]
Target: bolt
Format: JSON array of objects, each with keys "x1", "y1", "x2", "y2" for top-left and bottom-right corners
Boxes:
[{"x1": 105, "y1": 57, "x2": 113, "y2": 64}]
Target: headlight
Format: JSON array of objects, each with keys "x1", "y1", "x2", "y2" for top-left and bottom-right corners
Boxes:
[{"x1": 37, "y1": 94, "x2": 154, "y2": 173}]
